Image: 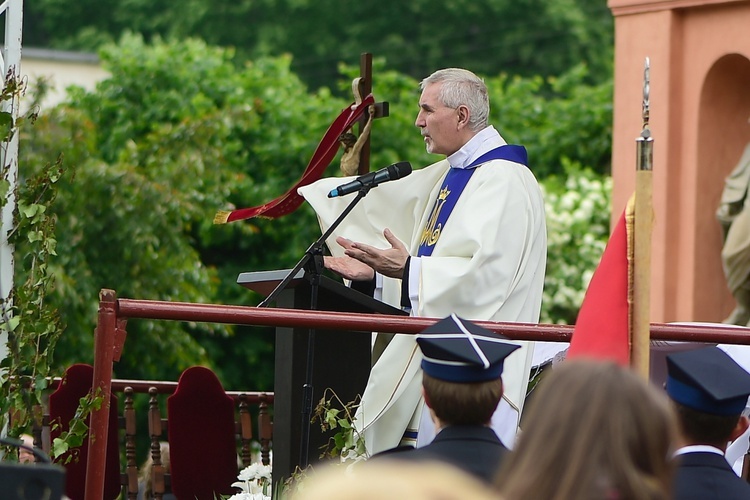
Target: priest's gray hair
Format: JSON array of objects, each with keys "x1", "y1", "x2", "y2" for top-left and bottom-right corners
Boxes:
[{"x1": 420, "y1": 68, "x2": 490, "y2": 132}]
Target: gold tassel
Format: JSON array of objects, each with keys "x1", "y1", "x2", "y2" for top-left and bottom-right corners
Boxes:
[{"x1": 213, "y1": 210, "x2": 231, "y2": 224}]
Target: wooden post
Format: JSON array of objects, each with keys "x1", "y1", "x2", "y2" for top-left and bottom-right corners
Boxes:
[
  {"x1": 84, "y1": 289, "x2": 117, "y2": 500},
  {"x1": 357, "y1": 54, "x2": 373, "y2": 175},
  {"x1": 632, "y1": 58, "x2": 654, "y2": 379}
]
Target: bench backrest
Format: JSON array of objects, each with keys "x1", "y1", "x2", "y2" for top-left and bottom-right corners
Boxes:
[{"x1": 37, "y1": 364, "x2": 273, "y2": 499}]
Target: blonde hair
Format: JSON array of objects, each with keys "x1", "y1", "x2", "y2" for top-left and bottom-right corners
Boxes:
[
  {"x1": 496, "y1": 360, "x2": 677, "y2": 500},
  {"x1": 138, "y1": 441, "x2": 171, "y2": 498},
  {"x1": 290, "y1": 460, "x2": 499, "y2": 500}
]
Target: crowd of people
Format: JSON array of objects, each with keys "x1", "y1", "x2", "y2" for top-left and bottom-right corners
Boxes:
[{"x1": 291, "y1": 328, "x2": 750, "y2": 500}]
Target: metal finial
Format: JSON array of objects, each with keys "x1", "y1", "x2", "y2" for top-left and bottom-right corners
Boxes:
[
  {"x1": 642, "y1": 57, "x2": 650, "y2": 133},
  {"x1": 637, "y1": 56, "x2": 653, "y2": 171}
]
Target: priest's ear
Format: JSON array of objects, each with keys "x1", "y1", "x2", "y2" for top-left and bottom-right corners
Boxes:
[{"x1": 456, "y1": 105, "x2": 470, "y2": 129}]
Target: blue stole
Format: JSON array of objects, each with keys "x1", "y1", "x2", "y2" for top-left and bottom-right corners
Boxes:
[{"x1": 417, "y1": 145, "x2": 527, "y2": 257}]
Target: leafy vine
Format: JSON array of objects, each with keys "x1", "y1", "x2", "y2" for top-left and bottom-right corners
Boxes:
[{"x1": 0, "y1": 69, "x2": 95, "y2": 462}]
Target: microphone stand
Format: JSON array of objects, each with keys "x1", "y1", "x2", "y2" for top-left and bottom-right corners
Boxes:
[{"x1": 258, "y1": 185, "x2": 373, "y2": 470}]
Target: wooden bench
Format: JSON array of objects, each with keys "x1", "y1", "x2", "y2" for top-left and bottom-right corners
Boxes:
[{"x1": 33, "y1": 364, "x2": 273, "y2": 499}]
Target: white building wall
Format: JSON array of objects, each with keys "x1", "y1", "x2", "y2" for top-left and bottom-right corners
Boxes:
[{"x1": 21, "y1": 48, "x2": 109, "y2": 111}]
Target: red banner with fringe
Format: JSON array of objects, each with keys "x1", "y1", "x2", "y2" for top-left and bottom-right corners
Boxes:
[
  {"x1": 214, "y1": 94, "x2": 375, "y2": 223},
  {"x1": 568, "y1": 198, "x2": 635, "y2": 366}
]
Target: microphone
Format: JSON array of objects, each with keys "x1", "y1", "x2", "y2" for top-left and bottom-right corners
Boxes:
[{"x1": 328, "y1": 162, "x2": 412, "y2": 198}]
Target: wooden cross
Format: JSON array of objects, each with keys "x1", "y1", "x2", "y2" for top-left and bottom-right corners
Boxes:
[{"x1": 355, "y1": 53, "x2": 389, "y2": 175}]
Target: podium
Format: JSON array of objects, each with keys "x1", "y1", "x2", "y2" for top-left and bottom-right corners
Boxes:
[{"x1": 237, "y1": 269, "x2": 406, "y2": 481}]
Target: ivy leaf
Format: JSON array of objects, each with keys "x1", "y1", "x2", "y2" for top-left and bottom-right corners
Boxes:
[
  {"x1": 324, "y1": 408, "x2": 339, "y2": 427},
  {"x1": 66, "y1": 432, "x2": 86, "y2": 448},
  {"x1": 0, "y1": 178, "x2": 10, "y2": 200},
  {"x1": 0, "y1": 111, "x2": 13, "y2": 141},
  {"x1": 333, "y1": 433, "x2": 345, "y2": 451},
  {"x1": 51, "y1": 437, "x2": 69, "y2": 458},
  {"x1": 20, "y1": 204, "x2": 41, "y2": 219},
  {"x1": 0, "y1": 316, "x2": 21, "y2": 332},
  {"x1": 27, "y1": 230, "x2": 43, "y2": 243}
]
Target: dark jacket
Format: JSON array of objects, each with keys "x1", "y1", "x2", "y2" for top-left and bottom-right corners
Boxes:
[
  {"x1": 673, "y1": 451, "x2": 750, "y2": 500},
  {"x1": 374, "y1": 425, "x2": 508, "y2": 484}
]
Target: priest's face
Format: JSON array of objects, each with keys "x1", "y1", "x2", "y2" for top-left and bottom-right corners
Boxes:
[{"x1": 415, "y1": 83, "x2": 464, "y2": 156}]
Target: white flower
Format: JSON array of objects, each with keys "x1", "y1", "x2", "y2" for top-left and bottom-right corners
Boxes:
[
  {"x1": 238, "y1": 463, "x2": 272, "y2": 482},
  {"x1": 231, "y1": 463, "x2": 272, "y2": 500},
  {"x1": 231, "y1": 481, "x2": 264, "y2": 494},
  {"x1": 227, "y1": 494, "x2": 267, "y2": 500}
]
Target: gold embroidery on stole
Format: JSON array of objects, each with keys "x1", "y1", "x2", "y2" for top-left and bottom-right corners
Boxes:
[{"x1": 419, "y1": 186, "x2": 451, "y2": 248}]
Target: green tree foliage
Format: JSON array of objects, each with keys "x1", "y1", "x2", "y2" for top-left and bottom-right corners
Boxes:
[
  {"x1": 19, "y1": 36, "x2": 612, "y2": 391},
  {"x1": 541, "y1": 162, "x2": 612, "y2": 325},
  {"x1": 485, "y1": 65, "x2": 614, "y2": 177},
  {"x1": 22, "y1": 0, "x2": 613, "y2": 90}
]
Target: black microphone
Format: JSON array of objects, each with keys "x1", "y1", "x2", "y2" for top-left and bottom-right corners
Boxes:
[{"x1": 328, "y1": 162, "x2": 412, "y2": 198}]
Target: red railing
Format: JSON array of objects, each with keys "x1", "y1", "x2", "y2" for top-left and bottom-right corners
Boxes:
[{"x1": 85, "y1": 288, "x2": 750, "y2": 500}]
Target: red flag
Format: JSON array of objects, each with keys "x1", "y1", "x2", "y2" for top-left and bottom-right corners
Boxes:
[{"x1": 568, "y1": 201, "x2": 634, "y2": 366}]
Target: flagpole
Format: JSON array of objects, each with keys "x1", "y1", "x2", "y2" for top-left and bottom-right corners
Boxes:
[{"x1": 632, "y1": 57, "x2": 654, "y2": 379}]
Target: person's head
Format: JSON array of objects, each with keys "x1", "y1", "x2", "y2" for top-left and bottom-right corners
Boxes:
[
  {"x1": 416, "y1": 314, "x2": 519, "y2": 427},
  {"x1": 289, "y1": 460, "x2": 499, "y2": 500},
  {"x1": 672, "y1": 403, "x2": 748, "y2": 449},
  {"x1": 665, "y1": 346, "x2": 750, "y2": 449},
  {"x1": 139, "y1": 441, "x2": 171, "y2": 497},
  {"x1": 422, "y1": 373, "x2": 503, "y2": 426},
  {"x1": 415, "y1": 68, "x2": 490, "y2": 156},
  {"x1": 496, "y1": 360, "x2": 677, "y2": 500},
  {"x1": 19, "y1": 434, "x2": 35, "y2": 463}
]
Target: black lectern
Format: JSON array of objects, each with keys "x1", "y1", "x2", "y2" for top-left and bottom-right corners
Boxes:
[{"x1": 238, "y1": 269, "x2": 406, "y2": 482}]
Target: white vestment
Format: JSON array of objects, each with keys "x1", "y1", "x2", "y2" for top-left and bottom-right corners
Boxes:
[{"x1": 298, "y1": 130, "x2": 547, "y2": 455}]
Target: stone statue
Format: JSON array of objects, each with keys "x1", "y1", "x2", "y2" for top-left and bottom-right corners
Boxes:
[{"x1": 717, "y1": 141, "x2": 750, "y2": 325}]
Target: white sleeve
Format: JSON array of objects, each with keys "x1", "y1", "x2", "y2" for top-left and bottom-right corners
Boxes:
[{"x1": 408, "y1": 256, "x2": 422, "y2": 312}]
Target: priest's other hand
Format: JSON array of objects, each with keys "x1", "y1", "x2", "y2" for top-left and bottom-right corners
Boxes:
[
  {"x1": 338, "y1": 228, "x2": 409, "y2": 280},
  {"x1": 324, "y1": 254, "x2": 375, "y2": 281}
]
